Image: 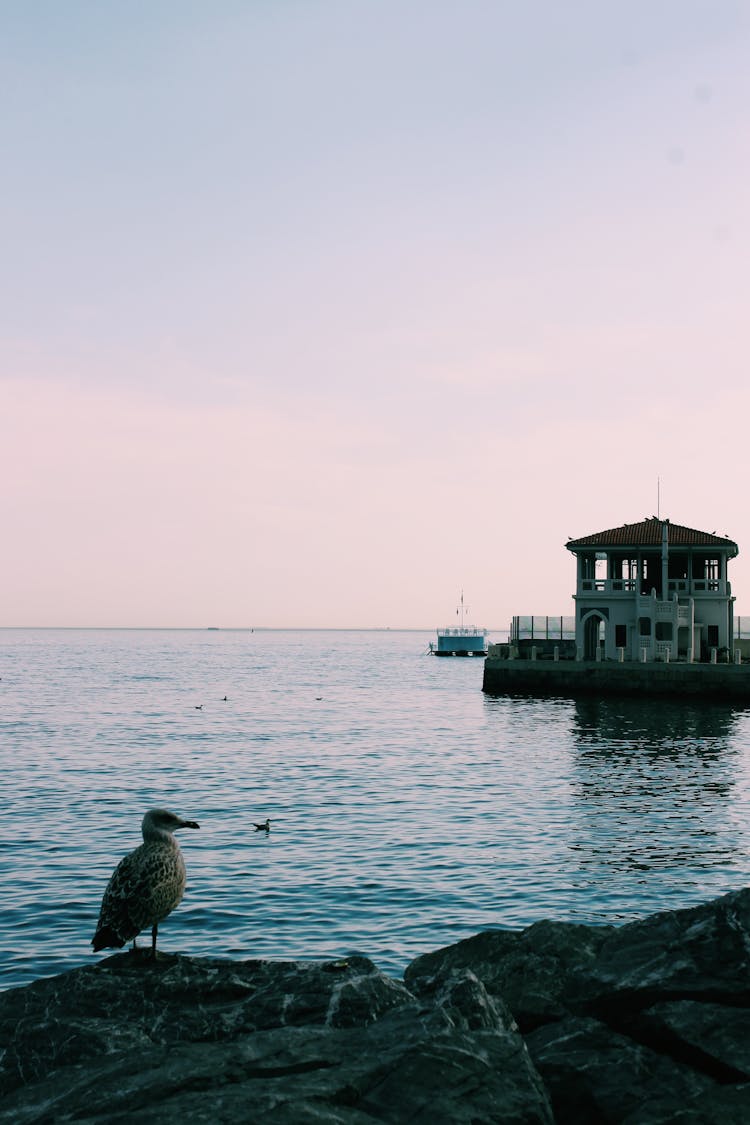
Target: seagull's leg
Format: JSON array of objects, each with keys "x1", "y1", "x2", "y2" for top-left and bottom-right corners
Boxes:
[
  {"x1": 151, "y1": 923, "x2": 158, "y2": 959},
  {"x1": 132, "y1": 937, "x2": 138, "y2": 952}
]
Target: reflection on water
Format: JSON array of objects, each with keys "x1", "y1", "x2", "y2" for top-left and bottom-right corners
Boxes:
[
  {"x1": 568, "y1": 697, "x2": 747, "y2": 891},
  {"x1": 572, "y1": 696, "x2": 742, "y2": 743}
]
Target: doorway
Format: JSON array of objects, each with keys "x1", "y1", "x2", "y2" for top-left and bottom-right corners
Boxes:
[{"x1": 583, "y1": 614, "x2": 606, "y2": 660}]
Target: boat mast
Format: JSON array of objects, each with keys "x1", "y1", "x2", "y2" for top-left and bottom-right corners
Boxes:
[{"x1": 458, "y1": 590, "x2": 466, "y2": 631}]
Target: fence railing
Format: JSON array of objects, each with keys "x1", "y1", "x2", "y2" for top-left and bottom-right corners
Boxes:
[
  {"x1": 511, "y1": 615, "x2": 750, "y2": 641},
  {"x1": 510, "y1": 615, "x2": 575, "y2": 642}
]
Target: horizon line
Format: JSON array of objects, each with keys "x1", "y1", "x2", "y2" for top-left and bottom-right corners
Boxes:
[{"x1": 0, "y1": 624, "x2": 510, "y2": 633}]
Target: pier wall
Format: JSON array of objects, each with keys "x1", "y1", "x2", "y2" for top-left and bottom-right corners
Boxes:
[{"x1": 482, "y1": 657, "x2": 750, "y2": 701}]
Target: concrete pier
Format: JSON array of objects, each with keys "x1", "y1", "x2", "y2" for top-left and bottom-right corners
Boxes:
[{"x1": 482, "y1": 657, "x2": 750, "y2": 701}]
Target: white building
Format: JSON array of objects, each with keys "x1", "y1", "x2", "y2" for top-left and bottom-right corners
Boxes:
[{"x1": 566, "y1": 518, "x2": 738, "y2": 663}]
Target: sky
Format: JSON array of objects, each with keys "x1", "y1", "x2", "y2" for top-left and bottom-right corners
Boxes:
[{"x1": 1, "y1": 1, "x2": 749, "y2": 628}]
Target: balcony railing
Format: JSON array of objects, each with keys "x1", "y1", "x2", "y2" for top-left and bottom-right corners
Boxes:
[
  {"x1": 579, "y1": 578, "x2": 725, "y2": 595},
  {"x1": 437, "y1": 627, "x2": 487, "y2": 638},
  {"x1": 579, "y1": 579, "x2": 636, "y2": 593}
]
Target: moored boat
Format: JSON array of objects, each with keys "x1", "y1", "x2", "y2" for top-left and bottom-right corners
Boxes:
[{"x1": 430, "y1": 593, "x2": 488, "y2": 656}]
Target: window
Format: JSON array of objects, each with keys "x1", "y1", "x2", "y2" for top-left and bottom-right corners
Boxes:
[
  {"x1": 638, "y1": 617, "x2": 652, "y2": 637},
  {"x1": 668, "y1": 555, "x2": 688, "y2": 579},
  {"x1": 615, "y1": 624, "x2": 626, "y2": 648},
  {"x1": 707, "y1": 625, "x2": 719, "y2": 648},
  {"x1": 693, "y1": 555, "x2": 720, "y2": 581},
  {"x1": 655, "y1": 622, "x2": 673, "y2": 641}
]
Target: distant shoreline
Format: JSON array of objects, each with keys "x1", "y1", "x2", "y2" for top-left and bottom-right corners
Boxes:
[{"x1": 0, "y1": 625, "x2": 509, "y2": 634}]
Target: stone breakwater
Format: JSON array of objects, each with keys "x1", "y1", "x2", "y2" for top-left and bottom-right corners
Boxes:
[{"x1": 1, "y1": 891, "x2": 749, "y2": 1123}]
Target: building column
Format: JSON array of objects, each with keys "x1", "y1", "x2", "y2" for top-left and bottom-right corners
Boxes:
[
  {"x1": 661, "y1": 520, "x2": 669, "y2": 600},
  {"x1": 688, "y1": 597, "x2": 695, "y2": 663}
]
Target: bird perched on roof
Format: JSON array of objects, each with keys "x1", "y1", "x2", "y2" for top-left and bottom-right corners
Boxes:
[
  {"x1": 92, "y1": 809, "x2": 200, "y2": 959},
  {"x1": 253, "y1": 818, "x2": 271, "y2": 832}
]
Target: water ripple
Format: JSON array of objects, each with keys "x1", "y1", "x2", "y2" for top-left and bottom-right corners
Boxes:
[{"x1": 1, "y1": 628, "x2": 750, "y2": 991}]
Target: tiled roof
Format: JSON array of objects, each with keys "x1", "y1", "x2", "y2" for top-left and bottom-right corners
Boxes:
[{"x1": 566, "y1": 518, "x2": 738, "y2": 554}]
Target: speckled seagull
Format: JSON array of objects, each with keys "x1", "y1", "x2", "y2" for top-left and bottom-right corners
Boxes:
[{"x1": 92, "y1": 809, "x2": 200, "y2": 958}]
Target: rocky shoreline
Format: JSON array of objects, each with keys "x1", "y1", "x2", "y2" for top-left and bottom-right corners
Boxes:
[{"x1": 2, "y1": 889, "x2": 749, "y2": 1123}]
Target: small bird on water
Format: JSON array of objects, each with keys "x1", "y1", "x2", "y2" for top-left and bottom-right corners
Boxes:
[
  {"x1": 253, "y1": 818, "x2": 271, "y2": 832},
  {"x1": 92, "y1": 809, "x2": 200, "y2": 959}
]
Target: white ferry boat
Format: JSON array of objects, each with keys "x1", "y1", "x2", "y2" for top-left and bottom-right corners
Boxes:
[{"x1": 430, "y1": 593, "x2": 488, "y2": 656}]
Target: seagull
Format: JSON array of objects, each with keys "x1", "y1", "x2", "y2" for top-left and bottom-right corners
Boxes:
[
  {"x1": 92, "y1": 809, "x2": 200, "y2": 959},
  {"x1": 253, "y1": 818, "x2": 271, "y2": 832},
  {"x1": 195, "y1": 704, "x2": 203, "y2": 710}
]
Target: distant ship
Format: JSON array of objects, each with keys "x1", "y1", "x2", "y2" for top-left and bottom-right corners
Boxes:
[{"x1": 430, "y1": 592, "x2": 488, "y2": 657}]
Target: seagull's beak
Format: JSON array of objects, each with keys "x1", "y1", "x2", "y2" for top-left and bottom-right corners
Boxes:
[{"x1": 180, "y1": 820, "x2": 200, "y2": 830}]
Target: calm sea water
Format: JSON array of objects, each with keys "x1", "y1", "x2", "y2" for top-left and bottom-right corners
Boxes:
[{"x1": 2, "y1": 627, "x2": 750, "y2": 993}]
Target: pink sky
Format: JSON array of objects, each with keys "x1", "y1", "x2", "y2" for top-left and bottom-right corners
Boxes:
[{"x1": 2, "y1": 2, "x2": 749, "y2": 628}]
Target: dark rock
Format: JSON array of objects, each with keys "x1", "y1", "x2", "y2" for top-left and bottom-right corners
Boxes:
[
  {"x1": 525, "y1": 1015, "x2": 714, "y2": 1124},
  {"x1": 406, "y1": 919, "x2": 614, "y2": 1031},
  {"x1": 406, "y1": 888, "x2": 750, "y2": 1123},
  {"x1": 634, "y1": 1000, "x2": 750, "y2": 1082},
  {"x1": 3, "y1": 888, "x2": 750, "y2": 1122},
  {"x1": 628, "y1": 1083, "x2": 750, "y2": 1125},
  {"x1": 570, "y1": 888, "x2": 750, "y2": 1009},
  {"x1": 0, "y1": 954, "x2": 552, "y2": 1124}
]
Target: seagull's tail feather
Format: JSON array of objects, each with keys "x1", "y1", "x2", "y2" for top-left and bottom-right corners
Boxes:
[{"x1": 92, "y1": 925, "x2": 128, "y2": 951}]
